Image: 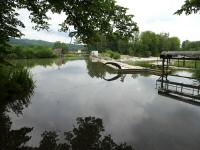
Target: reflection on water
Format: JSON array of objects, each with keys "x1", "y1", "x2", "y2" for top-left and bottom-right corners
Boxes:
[
  {"x1": 3, "y1": 58, "x2": 200, "y2": 150},
  {"x1": 0, "y1": 65, "x2": 34, "y2": 150}
]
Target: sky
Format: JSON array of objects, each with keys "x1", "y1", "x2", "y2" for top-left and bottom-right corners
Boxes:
[{"x1": 18, "y1": 0, "x2": 200, "y2": 43}]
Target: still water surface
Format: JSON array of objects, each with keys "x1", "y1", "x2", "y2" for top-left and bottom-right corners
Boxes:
[{"x1": 9, "y1": 58, "x2": 200, "y2": 150}]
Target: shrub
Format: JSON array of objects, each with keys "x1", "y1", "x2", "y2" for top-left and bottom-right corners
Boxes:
[
  {"x1": 143, "y1": 51, "x2": 151, "y2": 57},
  {"x1": 6, "y1": 45, "x2": 56, "y2": 59},
  {"x1": 34, "y1": 49, "x2": 56, "y2": 58},
  {"x1": 110, "y1": 52, "x2": 120, "y2": 59},
  {"x1": 101, "y1": 49, "x2": 120, "y2": 59}
]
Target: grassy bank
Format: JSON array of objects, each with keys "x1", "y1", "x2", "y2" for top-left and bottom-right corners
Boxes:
[{"x1": 172, "y1": 60, "x2": 200, "y2": 68}]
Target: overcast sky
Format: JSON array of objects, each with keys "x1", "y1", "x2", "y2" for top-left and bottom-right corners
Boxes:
[{"x1": 18, "y1": 0, "x2": 200, "y2": 43}]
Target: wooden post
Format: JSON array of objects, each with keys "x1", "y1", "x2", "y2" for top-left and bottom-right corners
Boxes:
[
  {"x1": 166, "y1": 58, "x2": 169, "y2": 77},
  {"x1": 161, "y1": 58, "x2": 165, "y2": 88},
  {"x1": 183, "y1": 59, "x2": 185, "y2": 67},
  {"x1": 195, "y1": 59, "x2": 197, "y2": 68},
  {"x1": 178, "y1": 59, "x2": 179, "y2": 67}
]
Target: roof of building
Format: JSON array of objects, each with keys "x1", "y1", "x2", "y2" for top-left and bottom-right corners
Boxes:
[{"x1": 160, "y1": 51, "x2": 200, "y2": 59}]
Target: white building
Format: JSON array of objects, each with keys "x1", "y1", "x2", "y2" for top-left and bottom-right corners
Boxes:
[
  {"x1": 77, "y1": 50, "x2": 82, "y2": 54},
  {"x1": 90, "y1": 51, "x2": 99, "y2": 57}
]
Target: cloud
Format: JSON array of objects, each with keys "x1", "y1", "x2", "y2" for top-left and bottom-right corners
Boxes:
[
  {"x1": 17, "y1": 0, "x2": 200, "y2": 42},
  {"x1": 117, "y1": 0, "x2": 200, "y2": 42},
  {"x1": 17, "y1": 9, "x2": 72, "y2": 43}
]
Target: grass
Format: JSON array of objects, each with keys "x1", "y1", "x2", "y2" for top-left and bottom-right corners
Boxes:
[
  {"x1": 124, "y1": 60, "x2": 157, "y2": 69},
  {"x1": 101, "y1": 50, "x2": 120, "y2": 59},
  {"x1": 172, "y1": 60, "x2": 200, "y2": 68},
  {"x1": 0, "y1": 65, "x2": 35, "y2": 114}
]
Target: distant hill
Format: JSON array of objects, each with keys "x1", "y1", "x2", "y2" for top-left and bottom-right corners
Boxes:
[{"x1": 9, "y1": 38, "x2": 85, "y2": 51}]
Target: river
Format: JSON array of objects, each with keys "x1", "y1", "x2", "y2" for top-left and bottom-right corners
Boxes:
[{"x1": 7, "y1": 58, "x2": 200, "y2": 150}]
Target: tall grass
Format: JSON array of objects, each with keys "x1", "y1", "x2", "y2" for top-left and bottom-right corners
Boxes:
[{"x1": 0, "y1": 65, "x2": 35, "y2": 114}]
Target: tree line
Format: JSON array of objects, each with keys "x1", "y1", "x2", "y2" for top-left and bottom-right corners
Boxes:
[
  {"x1": 87, "y1": 30, "x2": 200, "y2": 57},
  {"x1": 5, "y1": 41, "x2": 69, "y2": 59},
  {"x1": 182, "y1": 40, "x2": 200, "y2": 51},
  {"x1": 86, "y1": 31, "x2": 181, "y2": 57}
]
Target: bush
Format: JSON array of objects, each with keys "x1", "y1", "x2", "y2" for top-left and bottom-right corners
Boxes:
[
  {"x1": 110, "y1": 52, "x2": 120, "y2": 59},
  {"x1": 34, "y1": 49, "x2": 56, "y2": 58},
  {"x1": 6, "y1": 53, "x2": 18, "y2": 59},
  {"x1": 101, "y1": 49, "x2": 120, "y2": 59},
  {"x1": 143, "y1": 51, "x2": 151, "y2": 57},
  {"x1": 6, "y1": 45, "x2": 56, "y2": 59}
]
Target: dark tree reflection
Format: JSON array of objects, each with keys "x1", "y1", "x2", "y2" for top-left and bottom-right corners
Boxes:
[
  {"x1": 86, "y1": 59, "x2": 116, "y2": 79},
  {"x1": 35, "y1": 116, "x2": 135, "y2": 150},
  {"x1": 0, "y1": 113, "x2": 33, "y2": 150},
  {"x1": 0, "y1": 65, "x2": 35, "y2": 150},
  {"x1": 0, "y1": 116, "x2": 135, "y2": 150},
  {"x1": 0, "y1": 64, "x2": 134, "y2": 150}
]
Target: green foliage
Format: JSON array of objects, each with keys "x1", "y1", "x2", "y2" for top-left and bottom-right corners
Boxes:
[
  {"x1": 9, "y1": 38, "x2": 54, "y2": 48},
  {"x1": 128, "y1": 31, "x2": 180, "y2": 57},
  {"x1": 87, "y1": 33, "x2": 131, "y2": 54},
  {"x1": 140, "y1": 31, "x2": 159, "y2": 56},
  {"x1": 182, "y1": 40, "x2": 200, "y2": 51},
  {"x1": 6, "y1": 45, "x2": 56, "y2": 59},
  {"x1": 168, "y1": 37, "x2": 180, "y2": 51},
  {"x1": 111, "y1": 52, "x2": 120, "y2": 59},
  {"x1": 9, "y1": 38, "x2": 85, "y2": 51},
  {"x1": 175, "y1": 0, "x2": 200, "y2": 15},
  {"x1": 53, "y1": 41, "x2": 69, "y2": 52},
  {"x1": 0, "y1": 65, "x2": 35, "y2": 114},
  {"x1": 89, "y1": 31, "x2": 181, "y2": 57},
  {"x1": 102, "y1": 50, "x2": 120, "y2": 59},
  {"x1": 0, "y1": 0, "x2": 138, "y2": 46},
  {"x1": 142, "y1": 51, "x2": 152, "y2": 57},
  {"x1": 173, "y1": 60, "x2": 200, "y2": 68}
]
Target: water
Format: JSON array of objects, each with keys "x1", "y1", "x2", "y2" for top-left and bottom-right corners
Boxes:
[{"x1": 7, "y1": 58, "x2": 200, "y2": 150}]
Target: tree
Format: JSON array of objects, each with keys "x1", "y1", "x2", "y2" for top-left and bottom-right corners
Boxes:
[
  {"x1": 168, "y1": 37, "x2": 180, "y2": 51},
  {"x1": 53, "y1": 41, "x2": 69, "y2": 52},
  {"x1": 182, "y1": 40, "x2": 200, "y2": 51},
  {"x1": 175, "y1": 0, "x2": 200, "y2": 15},
  {"x1": 157, "y1": 33, "x2": 170, "y2": 52},
  {"x1": 139, "y1": 31, "x2": 159, "y2": 56},
  {"x1": 0, "y1": 0, "x2": 138, "y2": 47},
  {"x1": 39, "y1": 131, "x2": 58, "y2": 150}
]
